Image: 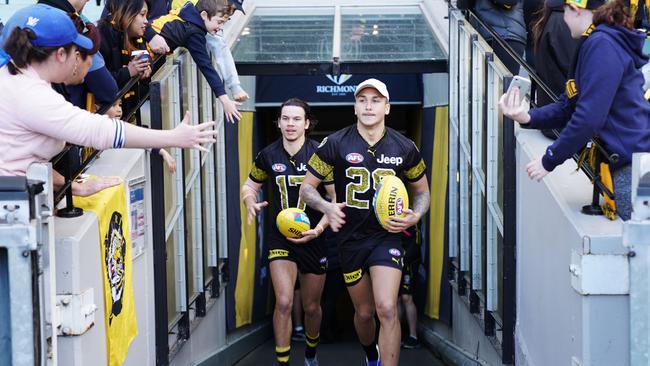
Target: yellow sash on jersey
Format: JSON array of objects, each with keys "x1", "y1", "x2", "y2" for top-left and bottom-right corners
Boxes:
[
  {"x1": 151, "y1": 9, "x2": 184, "y2": 34},
  {"x1": 74, "y1": 183, "x2": 138, "y2": 366},
  {"x1": 171, "y1": 0, "x2": 198, "y2": 11}
]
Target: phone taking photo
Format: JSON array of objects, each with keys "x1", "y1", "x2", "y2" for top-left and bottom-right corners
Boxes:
[{"x1": 507, "y1": 76, "x2": 531, "y2": 102}]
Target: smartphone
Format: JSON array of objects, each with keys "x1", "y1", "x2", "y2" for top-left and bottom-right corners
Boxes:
[
  {"x1": 507, "y1": 76, "x2": 531, "y2": 102},
  {"x1": 131, "y1": 50, "x2": 150, "y2": 62}
]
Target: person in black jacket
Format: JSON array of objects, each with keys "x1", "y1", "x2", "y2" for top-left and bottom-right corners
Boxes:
[
  {"x1": 531, "y1": 0, "x2": 579, "y2": 107},
  {"x1": 98, "y1": 0, "x2": 152, "y2": 116},
  {"x1": 151, "y1": 0, "x2": 241, "y2": 123}
]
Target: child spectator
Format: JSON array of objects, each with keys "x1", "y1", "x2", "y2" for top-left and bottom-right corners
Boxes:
[{"x1": 151, "y1": 0, "x2": 242, "y2": 123}]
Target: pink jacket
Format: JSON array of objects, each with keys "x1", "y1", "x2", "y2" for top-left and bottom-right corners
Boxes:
[{"x1": 0, "y1": 66, "x2": 125, "y2": 176}]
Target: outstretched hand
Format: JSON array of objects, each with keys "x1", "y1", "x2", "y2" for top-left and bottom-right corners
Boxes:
[
  {"x1": 219, "y1": 95, "x2": 243, "y2": 123},
  {"x1": 72, "y1": 176, "x2": 122, "y2": 197},
  {"x1": 174, "y1": 111, "x2": 217, "y2": 152}
]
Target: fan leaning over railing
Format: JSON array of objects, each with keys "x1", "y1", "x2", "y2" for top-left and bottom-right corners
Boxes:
[
  {"x1": 0, "y1": 6, "x2": 217, "y2": 215},
  {"x1": 497, "y1": 0, "x2": 650, "y2": 220}
]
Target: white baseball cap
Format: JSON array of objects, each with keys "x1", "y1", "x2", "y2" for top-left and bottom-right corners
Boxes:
[{"x1": 354, "y1": 78, "x2": 390, "y2": 102}]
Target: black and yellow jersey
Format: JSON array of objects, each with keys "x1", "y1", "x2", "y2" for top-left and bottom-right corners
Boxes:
[
  {"x1": 307, "y1": 125, "x2": 426, "y2": 245},
  {"x1": 250, "y1": 138, "x2": 333, "y2": 241}
]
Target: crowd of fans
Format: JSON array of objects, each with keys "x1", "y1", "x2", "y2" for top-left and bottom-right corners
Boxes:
[{"x1": 0, "y1": 0, "x2": 247, "y2": 196}]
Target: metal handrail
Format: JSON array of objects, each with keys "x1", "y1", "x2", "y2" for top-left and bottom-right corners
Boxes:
[
  {"x1": 52, "y1": 54, "x2": 165, "y2": 213},
  {"x1": 464, "y1": 10, "x2": 616, "y2": 202}
]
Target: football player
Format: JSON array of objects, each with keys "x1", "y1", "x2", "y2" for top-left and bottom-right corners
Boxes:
[
  {"x1": 241, "y1": 98, "x2": 337, "y2": 366},
  {"x1": 300, "y1": 79, "x2": 430, "y2": 366}
]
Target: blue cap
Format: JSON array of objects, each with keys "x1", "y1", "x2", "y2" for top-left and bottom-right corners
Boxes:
[{"x1": 18, "y1": 4, "x2": 93, "y2": 51}]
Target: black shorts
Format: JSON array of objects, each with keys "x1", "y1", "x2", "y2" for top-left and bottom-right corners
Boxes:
[
  {"x1": 399, "y1": 261, "x2": 415, "y2": 295},
  {"x1": 267, "y1": 236, "x2": 328, "y2": 275},
  {"x1": 339, "y1": 232, "x2": 403, "y2": 287}
]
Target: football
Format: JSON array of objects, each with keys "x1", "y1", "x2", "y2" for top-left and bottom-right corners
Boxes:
[
  {"x1": 373, "y1": 175, "x2": 409, "y2": 230},
  {"x1": 276, "y1": 208, "x2": 311, "y2": 239}
]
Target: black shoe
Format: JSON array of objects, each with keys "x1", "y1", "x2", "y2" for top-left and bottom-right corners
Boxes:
[
  {"x1": 291, "y1": 327, "x2": 305, "y2": 341},
  {"x1": 401, "y1": 336, "x2": 420, "y2": 349}
]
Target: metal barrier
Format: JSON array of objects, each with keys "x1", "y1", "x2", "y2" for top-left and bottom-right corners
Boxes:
[
  {"x1": 0, "y1": 163, "x2": 56, "y2": 366},
  {"x1": 624, "y1": 153, "x2": 650, "y2": 365}
]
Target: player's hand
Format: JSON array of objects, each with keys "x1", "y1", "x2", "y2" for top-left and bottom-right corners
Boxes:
[
  {"x1": 286, "y1": 227, "x2": 322, "y2": 244},
  {"x1": 385, "y1": 209, "x2": 420, "y2": 233},
  {"x1": 525, "y1": 157, "x2": 549, "y2": 181},
  {"x1": 498, "y1": 88, "x2": 531, "y2": 124},
  {"x1": 246, "y1": 200, "x2": 268, "y2": 224},
  {"x1": 324, "y1": 202, "x2": 346, "y2": 232},
  {"x1": 149, "y1": 34, "x2": 170, "y2": 54},
  {"x1": 219, "y1": 95, "x2": 242, "y2": 123}
]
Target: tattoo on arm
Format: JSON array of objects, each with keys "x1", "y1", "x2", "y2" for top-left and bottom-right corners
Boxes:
[
  {"x1": 412, "y1": 191, "x2": 430, "y2": 218},
  {"x1": 301, "y1": 184, "x2": 329, "y2": 213}
]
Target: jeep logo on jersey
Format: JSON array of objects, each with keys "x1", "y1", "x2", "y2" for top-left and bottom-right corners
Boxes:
[
  {"x1": 296, "y1": 163, "x2": 307, "y2": 172},
  {"x1": 376, "y1": 154, "x2": 403, "y2": 166},
  {"x1": 272, "y1": 163, "x2": 286, "y2": 172},
  {"x1": 346, "y1": 153, "x2": 364, "y2": 164}
]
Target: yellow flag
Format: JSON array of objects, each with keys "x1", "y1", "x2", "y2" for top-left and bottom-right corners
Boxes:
[{"x1": 74, "y1": 183, "x2": 138, "y2": 366}]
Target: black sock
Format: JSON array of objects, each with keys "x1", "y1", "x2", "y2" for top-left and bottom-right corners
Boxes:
[
  {"x1": 362, "y1": 342, "x2": 379, "y2": 361},
  {"x1": 305, "y1": 333, "x2": 319, "y2": 359},
  {"x1": 276, "y1": 345, "x2": 290, "y2": 365}
]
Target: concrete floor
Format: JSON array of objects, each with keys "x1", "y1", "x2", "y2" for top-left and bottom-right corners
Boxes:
[{"x1": 234, "y1": 333, "x2": 447, "y2": 366}]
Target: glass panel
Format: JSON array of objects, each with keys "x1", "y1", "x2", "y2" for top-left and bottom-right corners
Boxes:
[
  {"x1": 166, "y1": 234, "x2": 177, "y2": 323},
  {"x1": 232, "y1": 10, "x2": 334, "y2": 63},
  {"x1": 481, "y1": 192, "x2": 488, "y2": 297},
  {"x1": 340, "y1": 6, "x2": 445, "y2": 61},
  {"x1": 497, "y1": 109, "x2": 504, "y2": 211},
  {"x1": 496, "y1": 229, "x2": 504, "y2": 318},
  {"x1": 164, "y1": 157, "x2": 176, "y2": 228},
  {"x1": 186, "y1": 188, "x2": 196, "y2": 297},
  {"x1": 202, "y1": 165, "x2": 212, "y2": 284}
]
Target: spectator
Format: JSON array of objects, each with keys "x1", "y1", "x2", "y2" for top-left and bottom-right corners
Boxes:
[
  {"x1": 531, "y1": 0, "x2": 579, "y2": 107},
  {"x1": 170, "y1": 0, "x2": 250, "y2": 101},
  {"x1": 150, "y1": 0, "x2": 241, "y2": 122},
  {"x1": 0, "y1": 5, "x2": 216, "y2": 184},
  {"x1": 102, "y1": 0, "x2": 172, "y2": 54},
  {"x1": 1, "y1": 1, "x2": 119, "y2": 110},
  {"x1": 98, "y1": 0, "x2": 152, "y2": 117},
  {"x1": 472, "y1": 0, "x2": 527, "y2": 74},
  {"x1": 531, "y1": 0, "x2": 580, "y2": 139},
  {"x1": 499, "y1": 0, "x2": 650, "y2": 220}
]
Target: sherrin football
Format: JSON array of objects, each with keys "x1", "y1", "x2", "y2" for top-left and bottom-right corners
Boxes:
[
  {"x1": 276, "y1": 208, "x2": 311, "y2": 239},
  {"x1": 373, "y1": 175, "x2": 409, "y2": 230}
]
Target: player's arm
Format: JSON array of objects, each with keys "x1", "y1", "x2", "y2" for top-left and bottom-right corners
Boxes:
[
  {"x1": 300, "y1": 172, "x2": 346, "y2": 232},
  {"x1": 289, "y1": 183, "x2": 337, "y2": 244},
  {"x1": 385, "y1": 175, "x2": 430, "y2": 233},
  {"x1": 241, "y1": 178, "x2": 268, "y2": 224}
]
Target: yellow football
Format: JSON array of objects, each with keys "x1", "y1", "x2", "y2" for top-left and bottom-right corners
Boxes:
[
  {"x1": 276, "y1": 208, "x2": 311, "y2": 239},
  {"x1": 373, "y1": 175, "x2": 409, "y2": 230}
]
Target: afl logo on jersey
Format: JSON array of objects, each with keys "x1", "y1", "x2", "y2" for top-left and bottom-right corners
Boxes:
[
  {"x1": 272, "y1": 163, "x2": 287, "y2": 172},
  {"x1": 346, "y1": 153, "x2": 364, "y2": 164}
]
